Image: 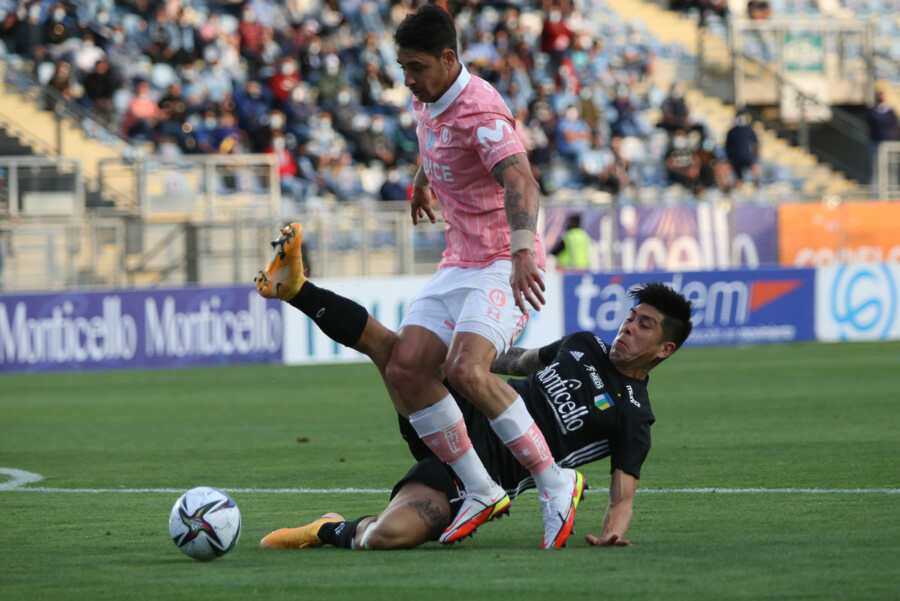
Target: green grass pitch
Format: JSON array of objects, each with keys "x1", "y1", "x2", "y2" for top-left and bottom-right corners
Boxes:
[{"x1": 2, "y1": 341, "x2": 899, "y2": 601}]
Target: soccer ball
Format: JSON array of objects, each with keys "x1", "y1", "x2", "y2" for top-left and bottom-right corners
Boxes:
[{"x1": 169, "y1": 486, "x2": 241, "y2": 560}]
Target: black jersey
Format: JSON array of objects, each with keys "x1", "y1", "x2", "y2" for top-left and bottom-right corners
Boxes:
[
  {"x1": 466, "y1": 332, "x2": 654, "y2": 499},
  {"x1": 398, "y1": 332, "x2": 655, "y2": 500}
]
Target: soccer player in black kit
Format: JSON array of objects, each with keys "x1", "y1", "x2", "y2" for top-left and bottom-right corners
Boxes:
[{"x1": 255, "y1": 223, "x2": 693, "y2": 550}]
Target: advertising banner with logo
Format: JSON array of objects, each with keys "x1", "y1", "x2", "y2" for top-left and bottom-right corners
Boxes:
[
  {"x1": 544, "y1": 204, "x2": 778, "y2": 272},
  {"x1": 282, "y1": 274, "x2": 565, "y2": 365},
  {"x1": 0, "y1": 286, "x2": 282, "y2": 373},
  {"x1": 563, "y1": 269, "x2": 815, "y2": 346},
  {"x1": 779, "y1": 202, "x2": 900, "y2": 267},
  {"x1": 815, "y1": 263, "x2": 900, "y2": 342}
]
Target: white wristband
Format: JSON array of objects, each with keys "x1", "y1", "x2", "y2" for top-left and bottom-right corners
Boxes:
[{"x1": 510, "y1": 229, "x2": 534, "y2": 256}]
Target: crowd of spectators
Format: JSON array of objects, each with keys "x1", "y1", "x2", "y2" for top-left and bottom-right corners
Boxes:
[{"x1": 0, "y1": 0, "x2": 768, "y2": 207}]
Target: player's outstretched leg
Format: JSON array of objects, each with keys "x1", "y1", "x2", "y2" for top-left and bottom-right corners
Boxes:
[
  {"x1": 255, "y1": 222, "x2": 306, "y2": 301},
  {"x1": 259, "y1": 512, "x2": 345, "y2": 549},
  {"x1": 439, "y1": 481, "x2": 511, "y2": 544},
  {"x1": 540, "y1": 469, "x2": 587, "y2": 549}
]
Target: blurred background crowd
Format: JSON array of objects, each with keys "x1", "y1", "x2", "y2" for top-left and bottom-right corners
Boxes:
[{"x1": 0, "y1": 0, "x2": 772, "y2": 208}]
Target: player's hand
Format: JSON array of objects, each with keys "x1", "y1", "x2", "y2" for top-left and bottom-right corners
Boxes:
[
  {"x1": 410, "y1": 185, "x2": 436, "y2": 225},
  {"x1": 585, "y1": 533, "x2": 631, "y2": 546},
  {"x1": 510, "y1": 250, "x2": 545, "y2": 313}
]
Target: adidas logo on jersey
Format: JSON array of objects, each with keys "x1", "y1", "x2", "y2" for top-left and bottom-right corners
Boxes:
[{"x1": 569, "y1": 351, "x2": 584, "y2": 361}]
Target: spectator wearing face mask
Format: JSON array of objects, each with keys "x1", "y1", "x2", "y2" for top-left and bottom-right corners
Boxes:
[
  {"x1": 317, "y1": 54, "x2": 348, "y2": 108},
  {"x1": 353, "y1": 113, "x2": 395, "y2": 166},
  {"x1": 610, "y1": 84, "x2": 641, "y2": 139},
  {"x1": 659, "y1": 82, "x2": 692, "y2": 134},
  {"x1": 725, "y1": 109, "x2": 760, "y2": 185},
  {"x1": 393, "y1": 110, "x2": 419, "y2": 165},
  {"x1": 540, "y1": 6, "x2": 572, "y2": 69},
  {"x1": 270, "y1": 58, "x2": 301, "y2": 113},
  {"x1": 234, "y1": 80, "x2": 272, "y2": 152},
  {"x1": 186, "y1": 109, "x2": 220, "y2": 155},
  {"x1": 554, "y1": 104, "x2": 592, "y2": 163},
  {"x1": 665, "y1": 128, "x2": 701, "y2": 191},
  {"x1": 43, "y1": 3, "x2": 75, "y2": 47},
  {"x1": 238, "y1": 5, "x2": 265, "y2": 75},
  {"x1": 360, "y1": 60, "x2": 393, "y2": 113},
  {"x1": 82, "y1": 58, "x2": 119, "y2": 124},
  {"x1": 380, "y1": 165, "x2": 408, "y2": 201},
  {"x1": 866, "y1": 90, "x2": 899, "y2": 185},
  {"x1": 330, "y1": 87, "x2": 360, "y2": 140},
  {"x1": 266, "y1": 132, "x2": 306, "y2": 202},
  {"x1": 9, "y1": 3, "x2": 44, "y2": 59},
  {"x1": 122, "y1": 79, "x2": 159, "y2": 141}
]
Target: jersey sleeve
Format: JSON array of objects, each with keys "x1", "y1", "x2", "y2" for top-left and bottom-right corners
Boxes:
[
  {"x1": 609, "y1": 414, "x2": 652, "y2": 480},
  {"x1": 471, "y1": 112, "x2": 526, "y2": 173}
]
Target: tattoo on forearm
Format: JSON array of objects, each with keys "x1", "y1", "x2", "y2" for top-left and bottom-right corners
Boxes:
[
  {"x1": 491, "y1": 155, "x2": 520, "y2": 185},
  {"x1": 491, "y1": 347, "x2": 542, "y2": 377},
  {"x1": 408, "y1": 498, "x2": 448, "y2": 541},
  {"x1": 492, "y1": 156, "x2": 538, "y2": 232},
  {"x1": 491, "y1": 347, "x2": 527, "y2": 375}
]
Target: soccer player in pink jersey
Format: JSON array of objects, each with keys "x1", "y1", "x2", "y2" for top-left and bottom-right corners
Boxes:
[{"x1": 381, "y1": 4, "x2": 585, "y2": 548}]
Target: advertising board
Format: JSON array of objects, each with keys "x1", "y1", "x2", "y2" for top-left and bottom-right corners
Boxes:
[
  {"x1": 815, "y1": 263, "x2": 900, "y2": 341},
  {"x1": 563, "y1": 269, "x2": 816, "y2": 346},
  {"x1": 0, "y1": 286, "x2": 282, "y2": 373}
]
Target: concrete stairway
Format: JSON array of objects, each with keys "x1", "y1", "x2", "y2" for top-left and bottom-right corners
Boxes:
[
  {"x1": 605, "y1": 0, "x2": 859, "y2": 198},
  {"x1": 0, "y1": 62, "x2": 136, "y2": 209}
]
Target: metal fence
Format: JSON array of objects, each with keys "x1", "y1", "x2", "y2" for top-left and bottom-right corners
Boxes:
[
  {"x1": 876, "y1": 141, "x2": 900, "y2": 200},
  {"x1": 0, "y1": 154, "x2": 449, "y2": 291}
]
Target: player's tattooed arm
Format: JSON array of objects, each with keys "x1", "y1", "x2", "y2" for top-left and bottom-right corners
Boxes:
[
  {"x1": 491, "y1": 154, "x2": 539, "y2": 233},
  {"x1": 491, "y1": 346, "x2": 544, "y2": 377}
]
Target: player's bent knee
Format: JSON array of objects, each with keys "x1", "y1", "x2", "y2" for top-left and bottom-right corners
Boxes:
[{"x1": 443, "y1": 356, "x2": 489, "y2": 395}]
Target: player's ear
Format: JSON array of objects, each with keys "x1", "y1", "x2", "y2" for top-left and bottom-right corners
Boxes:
[
  {"x1": 441, "y1": 48, "x2": 456, "y2": 70},
  {"x1": 656, "y1": 340, "x2": 677, "y2": 361}
]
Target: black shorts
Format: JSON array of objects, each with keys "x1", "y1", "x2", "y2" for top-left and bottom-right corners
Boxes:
[{"x1": 390, "y1": 456, "x2": 465, "y2": 527}]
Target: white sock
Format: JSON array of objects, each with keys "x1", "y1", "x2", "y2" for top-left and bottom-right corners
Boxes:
[
  {"x1": 409, "y1": 395, "x2": 494, "y2": 494},
  {"x1": 490, "y1": 397, "x2": 567, "y2": 493}
]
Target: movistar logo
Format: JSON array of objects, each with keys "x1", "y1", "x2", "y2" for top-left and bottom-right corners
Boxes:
[{"x1": 476, "y1": 119, "x2": 513, "y2": 148}]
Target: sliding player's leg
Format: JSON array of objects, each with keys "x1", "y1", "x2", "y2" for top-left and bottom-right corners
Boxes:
[
  {"x1": 260, "y1": 458, "x2": 458, "y2": 551},
  {"x1": 254, "y1": 222, "x2": 400, "y2": 405}
]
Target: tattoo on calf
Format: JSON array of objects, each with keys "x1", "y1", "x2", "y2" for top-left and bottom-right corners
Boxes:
[{"x1": 408, "y1": 498, "x2": 448, "y2": 540}]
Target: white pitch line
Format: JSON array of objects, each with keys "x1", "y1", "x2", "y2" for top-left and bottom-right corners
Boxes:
[
  {"x1": 2, "y1": 469, "x2": 897, "y2": 495},
  {"x1": 2, "y1": 486, "x2": 898, "y2": 495}
]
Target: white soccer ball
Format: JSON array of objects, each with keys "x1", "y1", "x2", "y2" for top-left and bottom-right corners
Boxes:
[{"x1": 169, "y1": 486, "x2": 241, "y2": 560}]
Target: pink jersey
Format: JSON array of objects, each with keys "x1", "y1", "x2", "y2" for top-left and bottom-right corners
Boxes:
[{"x1": 413, "y1": 66, "x2": 546, "y2": 270}]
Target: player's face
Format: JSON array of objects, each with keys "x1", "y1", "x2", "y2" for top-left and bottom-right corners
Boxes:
[
  {"x1": 396, "y1": 47, "x2": 456, "y2": 103},
  {"x1": 610, "y1": 304, "x2": 675, "y2": 376}
]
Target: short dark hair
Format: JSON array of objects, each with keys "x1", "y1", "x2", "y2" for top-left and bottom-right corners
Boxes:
[
  {"x1": 629, "y1": 282, "x2": 693, "y2": 348},
  {"x1": 394, "y1": 3, "x2": 458, "y2": 59}
]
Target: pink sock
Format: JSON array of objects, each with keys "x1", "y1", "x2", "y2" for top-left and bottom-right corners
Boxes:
[
  {"x1": 504, "y1": 423, "x2": 553, "y2": 475},
  {"x1": 419, "y1": 418, "x2": 473, "y2": 463}
]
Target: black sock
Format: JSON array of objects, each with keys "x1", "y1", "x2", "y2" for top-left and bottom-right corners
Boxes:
[
  {"x1": 288, "y1": 281, "x2": 369, "y2": 347},
  {"x1": 317, "y1": 516, "x2": 373, "y2": 549}
]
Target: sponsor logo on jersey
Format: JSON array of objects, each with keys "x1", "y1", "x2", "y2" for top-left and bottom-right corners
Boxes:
[
  {"x1": 441, "y1": 127, "x2": 451, "y2": 144},
  {"x1": 594, "y1": 393, "x2": 614, "y2": 411},
  {"x1": 626, "y1": 385, "x2": 641, "y2": 408},
  {"x1": 476, "y1": 119, "x2": 514, "y2": 149},
  {"x1": 425, "y1": 129, "x2": 437, "y2": 150},
  {"x1": 584, "y1": 364, "x2": 605, "y2": 391},
  {"x1": 537, "y1": 361, "x2": 589, "y2": 432},
  {"x1": 594, "y1": 336, "x2": 608, "y2": 352},
  {"x1": 569, "y1": 350, "x2": 584, "y2": 361}
]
